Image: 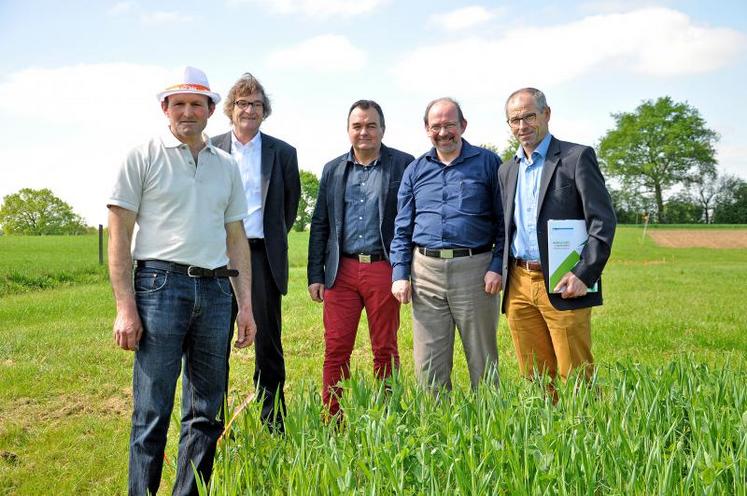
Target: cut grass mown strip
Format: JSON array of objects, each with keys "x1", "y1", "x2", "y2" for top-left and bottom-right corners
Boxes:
[{"x1": 0, "y1": 234, "x2": 108, "y2": 296}]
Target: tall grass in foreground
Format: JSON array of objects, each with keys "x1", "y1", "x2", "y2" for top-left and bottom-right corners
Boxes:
[{"x1": 210, "y1": 357, "x2": 746, "y2": 495}]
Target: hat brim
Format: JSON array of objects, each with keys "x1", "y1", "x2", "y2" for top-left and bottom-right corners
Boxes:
[{"x1": 157, "y1": 89, "x2": 221, "y2": 105}]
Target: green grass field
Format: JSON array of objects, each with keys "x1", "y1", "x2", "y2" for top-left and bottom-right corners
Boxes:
[{"x1": 0, "y1": 227, "x2": 745, "y2": 494}]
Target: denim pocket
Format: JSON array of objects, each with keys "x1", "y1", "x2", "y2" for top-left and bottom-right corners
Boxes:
[
  {"x1": 215, "y1": 277, "x2": 234, "y2": 297},
  {"x1": 134, "y1": 269, "x2": 168, "y2": 294}
]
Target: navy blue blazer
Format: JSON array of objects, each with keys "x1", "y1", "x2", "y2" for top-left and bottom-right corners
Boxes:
[{"x1": 307, "y1": 144, "x2": 414, "y2": 288}]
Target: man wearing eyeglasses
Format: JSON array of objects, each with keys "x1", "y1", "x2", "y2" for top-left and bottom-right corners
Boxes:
[
  {"x1": 390, "y1": 97, "x2": 504, "y2": 392},
  {"x1": 212, "y1": 73, "x2": 301, "y2": 433},
  {"x1": 499, "y1": 88, "x2": 616, "y2": 395},
  {"x1": 308, "y1": 100, "x2": 414, "y2": 419}
]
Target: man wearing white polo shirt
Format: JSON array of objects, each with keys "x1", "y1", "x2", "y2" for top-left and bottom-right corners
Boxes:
[{"x1": 107, "y1": 66, "x2": 256, "y2": 496}]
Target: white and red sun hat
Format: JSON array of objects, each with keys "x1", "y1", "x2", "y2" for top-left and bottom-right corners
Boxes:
[{"x1": 157, "y1": 66, "x2": 221, "y2": 105}]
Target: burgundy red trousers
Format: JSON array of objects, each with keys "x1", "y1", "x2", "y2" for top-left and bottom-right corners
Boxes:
[{"x1": 322, "y1": 257, "x2": 400, "y2": 416}]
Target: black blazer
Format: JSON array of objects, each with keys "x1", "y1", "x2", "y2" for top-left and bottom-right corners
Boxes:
[
  {"x1": 212, "y1": 131, "x2": 301, "y2": 295},
  {"x1": 307, "y1": 144, "x2": 414, "y2": 288},
  {"x1": 498, "y1": 136, "x2": 616, "y2": 311}
]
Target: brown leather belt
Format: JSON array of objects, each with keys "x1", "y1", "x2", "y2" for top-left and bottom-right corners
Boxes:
[{"x1": 512, "y1": 258, "x2": 542, "y2": 271}]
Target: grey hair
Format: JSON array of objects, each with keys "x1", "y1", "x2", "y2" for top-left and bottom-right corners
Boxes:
[{"x1": 504, "y1": 88, "x2": 548, "y2": 116}]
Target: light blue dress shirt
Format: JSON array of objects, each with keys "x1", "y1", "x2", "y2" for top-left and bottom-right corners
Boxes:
[{"x1": 511, "y1": 133, "x2": 553, "y2": 261}]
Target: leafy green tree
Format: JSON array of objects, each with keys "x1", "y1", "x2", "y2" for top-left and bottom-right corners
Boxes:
[
  {"x1": 0, "y1": 188, "x2": 88, "y2": 235},
  {"x1": 499, "y1": 136, "x2": 520, "y2": 164},
  {"x1": 687, "y1": 172, "x2": 742, "y2": 224},
  {"x1": 294, "y1": 170, "x2": 320, "y2": 232},
  {"x1": 664, "y1": 194, "x2": 703, "y2": 224},
  {"x1": 481, "y1": 137, "x2": 520, "y2": 164},
  {"x1": 598, "y1": 97, "x2": 718, "y2": 223},
  {"x1": 608, "y1": 186, "x2": 657, "y2": 224},
  {"x1": 713, "y1": 178, "x2": 747, "y2": 224}
]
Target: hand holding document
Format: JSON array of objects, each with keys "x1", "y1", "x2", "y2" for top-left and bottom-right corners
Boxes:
[{"x1": 548, "y1": 219, "x2": 598, "y2": 294}]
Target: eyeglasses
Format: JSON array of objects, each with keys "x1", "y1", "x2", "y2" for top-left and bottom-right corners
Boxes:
[
  {"x1": 234, "y1": 100, "x2": 264, "y2": 111},
  {"x1": 428, "y1": 122, "x2": 458, "y2": 134},
  {"x1": 507, "y1": 113, "x2": 537, "y2": 128}
]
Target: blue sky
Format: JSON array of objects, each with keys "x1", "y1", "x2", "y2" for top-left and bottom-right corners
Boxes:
[{"x1": 1, "y1": 0, "x2": 746, "y2": 225}]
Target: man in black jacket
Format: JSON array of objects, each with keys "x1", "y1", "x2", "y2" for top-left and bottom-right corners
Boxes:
[
  {"x1": 212, "y1": 73, "x2": 300, "y2": 432},
  {"x1": 308, "y1": 100, "x2": 414, "y2": 418},
  {"x1": 499, "y1": 87, "x2": 616, "y2": 390}
]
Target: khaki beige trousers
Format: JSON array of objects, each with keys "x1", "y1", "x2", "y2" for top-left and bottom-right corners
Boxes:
[
  {"x1": 411, "y1": 250, "x2": 499, "y2": 390},
  {"x1": 505, "y1": 265, "x2": 593, "y2": 381}
]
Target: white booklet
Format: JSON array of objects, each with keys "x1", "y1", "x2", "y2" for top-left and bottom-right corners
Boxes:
[{"x1": 547, "y1": 219, "x2": 598, "y2": 294}]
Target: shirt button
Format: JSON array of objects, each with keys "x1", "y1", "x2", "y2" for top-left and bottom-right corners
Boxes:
[
  {"x1": 358, "y1": 235, "x2": 362, "y2": 238},
  {"x1": 360, "y1": 199, "x2": 364, "y2": 203},
  {"x1": 359, "y1": 216, "x2": 363, "y2": 220},
  {"x1": 361, "y1": 182, "x2": 365, "y2": 186}
]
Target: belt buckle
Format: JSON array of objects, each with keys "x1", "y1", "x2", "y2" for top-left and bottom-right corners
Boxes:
[
  {"x1": 187, "y1": 266, "x2": 201, "y2": 277},
  {"x1": 440, "y1": 249, "x2": 454, "y2": 259},
  {"x1": 358, "y1": 254, "x2": 372, "y2": 264}
]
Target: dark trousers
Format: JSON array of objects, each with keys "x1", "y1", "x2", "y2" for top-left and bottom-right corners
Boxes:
[{"x1": 228, "y1": 239, "x2": 286, "y2": 432}]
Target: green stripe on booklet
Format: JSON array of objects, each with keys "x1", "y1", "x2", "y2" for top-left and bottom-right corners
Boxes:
[{"x1": 547, "y1": 219, "x2": 598, "y2": 293}]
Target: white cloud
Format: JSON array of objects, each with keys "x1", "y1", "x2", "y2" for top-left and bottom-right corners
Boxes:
[
  {"x1": 429, "y1": 5, "x2": 501, "y2": 31},
  {"x1": 0, "y1": 64, "x2": 174, "y2": 225},
  {"x1": 228, "y1": 0, "x2": 390, "y2": 18},
  {"x1": 266, "y1": 35, "x2": 367, "y2": 72},
  {"x1": 394, "y1": 7, "x2": 747, "y2": 97},
  {"x1": 140, "y1": 11, "x2": 193, "y2": 24},
  {"x1": 715, "y1": 144, "x2": 747, "y2": 180},
  {"x1": 578, "y1": 0, "x2": 669, "y2": 15},
  {"x1": 108, "y1": 1, "x2": 136, "y2": 16}
]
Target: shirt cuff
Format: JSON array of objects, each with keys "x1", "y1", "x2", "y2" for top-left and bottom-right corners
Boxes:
[
  {"x1": 392, "y1": 264, "x2": 410, "y2": 282},
  {"x1": 487, "y1": 256, "x2": 502, "y2": 274}
]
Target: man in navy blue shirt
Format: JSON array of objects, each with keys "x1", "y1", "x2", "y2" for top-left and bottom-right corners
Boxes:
[{"x1": 390, "y1": 97, "x2": 504, "y2": 391}]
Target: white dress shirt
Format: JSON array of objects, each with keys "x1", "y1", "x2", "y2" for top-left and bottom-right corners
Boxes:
[{"x1": 231, "y1": 130, "x2": 264, "y2": 238}]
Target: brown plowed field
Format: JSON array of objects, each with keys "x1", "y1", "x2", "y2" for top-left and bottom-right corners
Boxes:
[{"x1": 647, "y1": 229, "x2": 747, "y2": 248}]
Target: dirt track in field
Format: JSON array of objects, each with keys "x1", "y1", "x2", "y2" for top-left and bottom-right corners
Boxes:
[{"x1": 647, "y1": 229, "x2": 747, "y2": 248}]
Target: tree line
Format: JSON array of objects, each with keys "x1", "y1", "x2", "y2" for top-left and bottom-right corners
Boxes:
[
  {"x1": 2, "y1": 96, "x2": 745, "y2": 235},
  {"x1": 489, "y1": 96, "x2": 746, "y2": 225}
]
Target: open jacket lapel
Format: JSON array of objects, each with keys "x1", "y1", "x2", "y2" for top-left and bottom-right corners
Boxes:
[
  {"x1": 537, "y1": 137, "x2": 560, "y2": 214},
  {"x1": 378, "y1": 145, "x2": 391, "y2": 229},
  {"x1": 260, "y1": 134, "x2": 273, "y2": 209},
  {"x1": 504, "y1": 157, "x2": 520, "y2": 231},
  {"x1": 332, "y1": 157, "x2": 348, "y2": 241}
]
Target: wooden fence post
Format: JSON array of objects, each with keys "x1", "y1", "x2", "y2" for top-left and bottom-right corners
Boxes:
[{"x1": 98, "y1": 224, "x2": 104, "y2": 265}]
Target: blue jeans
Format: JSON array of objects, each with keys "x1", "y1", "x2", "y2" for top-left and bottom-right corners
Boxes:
[{"x1": 128, "y1": 266, "x2": 232, "y2": 496}]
